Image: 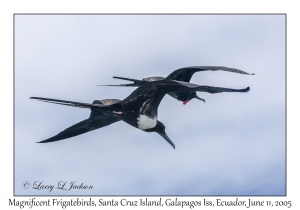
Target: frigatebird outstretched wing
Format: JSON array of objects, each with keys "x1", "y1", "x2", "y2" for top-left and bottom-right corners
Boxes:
[
  {"x1": 37, "y1": 114, "x2": 120, "y2": 143},
  {"x1": 166, "y1": 66, "x2": 254, "y2": 82},
  {"x1": 169, "y1": 79, "x2": 250, "y2": 93},
  {"x1": 31, "y1": 98, "x2": 121, "y2": 143},
  {"x1": 111, "y1": 66, "x2": 254, "y2": 85}
]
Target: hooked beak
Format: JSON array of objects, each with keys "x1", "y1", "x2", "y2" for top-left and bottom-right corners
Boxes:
[
  {"x1": 157, "y1": 131, "x2": 175, "y2": 149},
  {"x1": 195, "y1": 95, "x2": 205, "y2": 103}
]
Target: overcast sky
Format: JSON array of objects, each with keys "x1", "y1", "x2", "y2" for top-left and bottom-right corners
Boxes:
[{"x1": 15, "y1": 14, "x2": 285, "y2": 196}]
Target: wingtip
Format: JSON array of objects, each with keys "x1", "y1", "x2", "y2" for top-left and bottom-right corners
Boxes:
[
  {"x1": 30, "y1": 97, "x2": 43, "y2": 100},
  {"x1": 246, "y1": 87, "x2": 250, "y2": 92},
  {"x1": 96, "y1": 84, "x2": 123, "y2": 87},
  {"x1": 36, "y1": 139, "x2": 51, "y2": 143}
]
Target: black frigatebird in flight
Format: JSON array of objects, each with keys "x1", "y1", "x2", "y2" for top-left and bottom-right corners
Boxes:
[
  {"x1": 31, "y1": 79, "x2": 250, "y2": 149},
  {"x1": 109, "y1": 66, "x2": 254, "y2": 104}
]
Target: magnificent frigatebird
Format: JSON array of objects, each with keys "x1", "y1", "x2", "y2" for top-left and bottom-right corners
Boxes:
[
  {"x1": 31, "y1": 79, "x2": 250, "y2": 149},
  {"x1": 109, "y1": 66, "x2": 254, "y2": 104}
]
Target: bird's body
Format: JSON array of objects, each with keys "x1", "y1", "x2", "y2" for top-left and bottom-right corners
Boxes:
[
  {"x1": 31, "y1": 79, "x2": 250, "y2": 149},
  {"x1": 111, "y1": 66, "x2": 254, "y2": 104}
]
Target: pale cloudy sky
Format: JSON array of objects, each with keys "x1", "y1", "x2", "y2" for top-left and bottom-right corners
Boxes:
[{"x1": 15, "y1": 14, "x2": 285, "y2": 195}]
